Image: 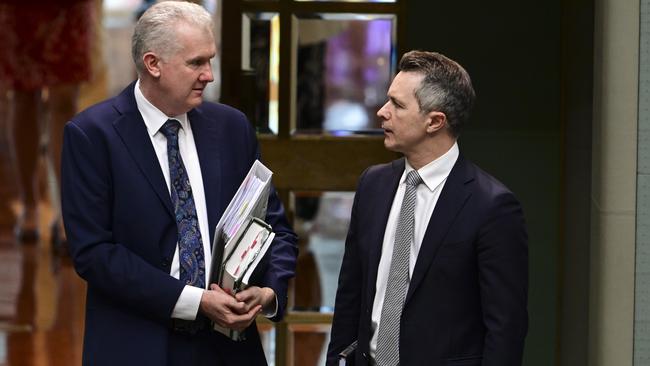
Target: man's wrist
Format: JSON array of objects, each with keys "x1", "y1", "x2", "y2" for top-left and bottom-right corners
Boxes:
[
  {"x1": 261, "y1": 287, "x2": 278, "y2": 317},
  {"x1": 262, "y1": 287, "x2": 275, "y2": 307}
]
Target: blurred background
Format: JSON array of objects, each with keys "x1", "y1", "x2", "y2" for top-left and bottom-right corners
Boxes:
[{"x1": 0, "y1": 0, "x2": 647, "y2": 365}]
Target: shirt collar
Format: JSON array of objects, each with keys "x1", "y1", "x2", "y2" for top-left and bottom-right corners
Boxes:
[
  {"x1": 134, "y1": 79, "x2": 189, "y2": 137},
  {"x1": 403, "y1": 142, "x2": 459, "y2": 192}
]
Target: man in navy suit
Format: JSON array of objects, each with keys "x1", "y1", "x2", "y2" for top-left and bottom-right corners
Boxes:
[
  {"x1": 61, "y1": 2, "x2": 297, "y2": 365},
  {"x1": 327, "y1": 51, "x2": 528, "y2": 366}
]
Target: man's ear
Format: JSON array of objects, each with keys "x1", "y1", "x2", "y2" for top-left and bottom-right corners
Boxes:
[
  {"x1": 143, "y1": 52, "x2": 161, "y2": 78},
  {"x1": 426, "y1": 111, "x2": 447, "y2": 133}
]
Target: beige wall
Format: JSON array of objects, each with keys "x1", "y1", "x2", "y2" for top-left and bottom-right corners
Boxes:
[{"x1": 590, "y1": 0, "x2": 638, "y2": 364}]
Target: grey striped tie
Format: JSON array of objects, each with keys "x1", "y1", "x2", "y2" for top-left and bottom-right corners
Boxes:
[{"x1": 375, "y1": 170, "x2": 423, "y2": 366}]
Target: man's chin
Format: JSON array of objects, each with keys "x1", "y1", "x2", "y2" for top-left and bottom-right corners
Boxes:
[
  {"x1": 384, "y1": 138, "x2": 397, "y2": 152},
  {"x1": 188, "y1": 98, "x2": 203, "y2": 109}
]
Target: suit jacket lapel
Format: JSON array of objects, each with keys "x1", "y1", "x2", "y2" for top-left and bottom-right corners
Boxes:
[
  {"x1": 405, "y1": 155, "x2": 474, "y2": 305},
  {"x1": 188, "y1": 108, "x2": 221, "y2": 246},
  {"x1": 366, "y1": 158, "x2": 405, "y2": 306},
  {"x1": 112, "y1": 84, "x2": 174, "y2": 219}
]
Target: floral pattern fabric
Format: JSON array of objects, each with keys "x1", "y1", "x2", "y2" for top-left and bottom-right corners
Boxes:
[{"x1": 0, "y1": 1, "x2": 95, "y2": 91}]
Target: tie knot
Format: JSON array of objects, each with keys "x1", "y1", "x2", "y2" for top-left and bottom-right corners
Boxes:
[
  {"x1": 405, "y1": 170, "x2": 423, "y2": 187},
  {"x1": 160, "y1": 119, "x2": 181, "y2": 139}
]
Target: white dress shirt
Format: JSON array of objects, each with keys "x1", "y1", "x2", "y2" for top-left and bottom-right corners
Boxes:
[
  {"x1": 134, "y1": 80, "x2": 211, "y2": 320},
  {"x1": 369, "y1": 142, "x2": 459, "y2": 359}
]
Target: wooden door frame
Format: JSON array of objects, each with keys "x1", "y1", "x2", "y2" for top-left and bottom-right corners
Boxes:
[{"x1": 219, "y1": 1, "x2": 405, "y2": 364}]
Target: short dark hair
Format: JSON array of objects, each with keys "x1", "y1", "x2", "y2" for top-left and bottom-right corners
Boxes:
[{"x1": 399, "y1": 50, "x2": 475, "y2": 137}]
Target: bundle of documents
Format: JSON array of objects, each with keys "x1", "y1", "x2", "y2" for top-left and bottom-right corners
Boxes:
[
  {"x1": 219, "y1": 218, "x2": 275, "y2": 293},
  {"x1": 208, "y1": 160, "x2": 274, "y2": 340}
]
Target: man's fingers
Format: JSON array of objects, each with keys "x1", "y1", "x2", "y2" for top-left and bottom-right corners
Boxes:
[
  {"x1": 220, "y1": 292, "x2": 248, "y2": 313},
  {"x1": 226, "y1": 299, "x2": 247, "y2": 313},
  {"x1": 249, "y1": 304, "x2": 262, "y2": 316},
  {"x1": 210, "y1": 283, "x2": 237, "y2": 297},
  {"x1": 233, "y1": 286, "x2": 274, "y2": 309},
  {"x1": 233, "y1": 305, "x2": 263, "y2": 331},
  {"x1": 223, "y1": 305, "x2": 262, "y2": 327},
  {"x1": 235, "y1": 289, "x2": 254, "y2": 303}
]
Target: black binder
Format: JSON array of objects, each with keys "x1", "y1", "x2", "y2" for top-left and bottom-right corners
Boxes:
[{"x1": 338, "y1": 340, "x2": 358, "y2": 366}]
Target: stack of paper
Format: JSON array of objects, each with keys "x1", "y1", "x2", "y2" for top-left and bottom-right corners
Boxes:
[
  {"x1": 209, "y1": 160, "x2": 272, "y2": 284},
  {"x1": 208, "y1": 160, "x2": 275, "y2": 340},
  {"x1": 221, "y1": 174, "x2": 266, "y2": 242},
  {"x1": 220, "y1": 218, "x2": 275, "y2": 293}
]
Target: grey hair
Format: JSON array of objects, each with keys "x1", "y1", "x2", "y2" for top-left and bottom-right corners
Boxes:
[
  {"x1": 398, "y1": 50, "x2": 475, "y2": 137},
  {"x1": 132, "y1": 1, "x2": 213, "y2": 74}
]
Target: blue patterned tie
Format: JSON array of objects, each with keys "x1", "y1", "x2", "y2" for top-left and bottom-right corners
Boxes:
[{"x1": 160, "y1": 119, "x2": 205, "y2": 289}]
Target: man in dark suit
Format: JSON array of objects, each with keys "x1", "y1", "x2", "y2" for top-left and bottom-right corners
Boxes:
[
  {"x1": 61, "y1": 2, "x2": 297, "y2": 365},
  {"x1": 327, "y1": 51, "x2": 528, "y2": 366}
]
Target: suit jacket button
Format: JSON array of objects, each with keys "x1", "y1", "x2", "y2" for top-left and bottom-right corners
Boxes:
[{"x1": 162, "y1": 259, "x2": 169, "y2": 267}]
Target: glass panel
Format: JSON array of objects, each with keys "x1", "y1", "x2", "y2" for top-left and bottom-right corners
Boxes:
[
  {"x1": 242, "y1": 12, "x2": 280, "y2": 134},
  {"x1": 293, "y1": 14, "x2": 396, "y2": 135},
  {"x1": 289, "y1": 323, "x2": 332, "y2": 366},
  {"x1": 0, "y1": 332, "x2": 6, "y2": 364},
  {"x1": 103, "y1": 0, "x2": 141, "y2": 96},
  {"x1": 291, "y1": 191, "x2": 354, "y2": 312},
  {"x1": 258, "y1": 322, "x2": 276, "y2": 365},
  {"x1": 297, "y1": 0, "x2": 395, "y2": 2}
]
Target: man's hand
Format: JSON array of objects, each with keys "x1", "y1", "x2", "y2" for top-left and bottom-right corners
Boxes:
[
  {"x1": 200, "y1": 284, "x2": 261, "y2": 331},
  {"x1": 235, "y1": 286, "x2": 276, "y2": 313}
]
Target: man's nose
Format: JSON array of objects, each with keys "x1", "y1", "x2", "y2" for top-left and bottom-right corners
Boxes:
[
  {"x1": 200, "y1": 63, "x2": 214, "y2": 82},
  {"x1": 377, "y1": 102, "x2": 390, "y2": 120}
]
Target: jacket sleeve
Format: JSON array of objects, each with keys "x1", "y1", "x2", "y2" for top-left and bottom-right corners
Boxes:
[
  {"x1": 62, "y1": 121, "x2": 184, "y2": 321},
  {"x1": 260, "y1": 183, "x2": 298, "y2": 321},
  {"x1": 477, "y1": 191, "x2": 528, "y2": 365}
]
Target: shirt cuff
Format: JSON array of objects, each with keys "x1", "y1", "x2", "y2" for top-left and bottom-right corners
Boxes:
[
  {"x1": 171, "y1": 285, "x2": 204, "y2": 320},
  {"x1": 262, "y1": 291, "x2": 278, "y2": 318}
]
